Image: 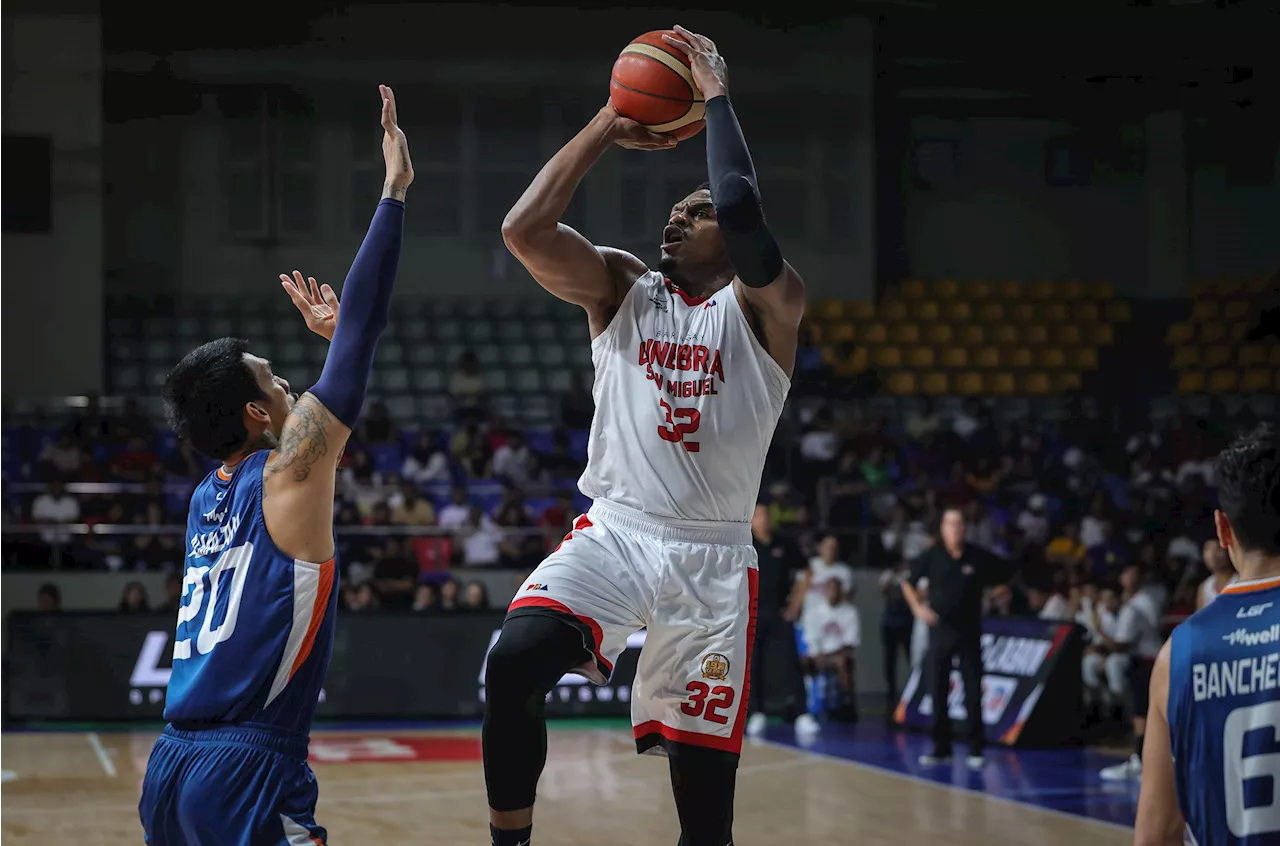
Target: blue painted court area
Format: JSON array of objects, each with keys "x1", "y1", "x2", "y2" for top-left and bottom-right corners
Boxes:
[{"x1": 763, "y1": 721, "x2": 1139, "y2": 831}]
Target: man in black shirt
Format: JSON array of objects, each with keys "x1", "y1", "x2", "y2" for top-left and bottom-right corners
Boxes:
[
  {"x1": 901, "y1": 506, "x2": 1008, "y2": 768},
  {"x1": 745, "y1": 504, "x2": 818, "y2": 739}
]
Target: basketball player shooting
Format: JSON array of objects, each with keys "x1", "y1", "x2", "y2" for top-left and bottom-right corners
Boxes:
[
  {"x1": 1134, "y1": 424, "x2": 1280, "y2": 846},
  {"x1": 137, "y1": 85, "x2": 413, "y2": 846},
  {"x1": 486, "y1": 26, "x2": 805, "y2": 846}
]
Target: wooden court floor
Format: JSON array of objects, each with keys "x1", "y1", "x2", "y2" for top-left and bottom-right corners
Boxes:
[{"x1": 1, "y1": 728, "x2": 1132, "y2": 845}]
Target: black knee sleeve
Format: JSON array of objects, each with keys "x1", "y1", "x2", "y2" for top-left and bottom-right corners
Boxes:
[
  {"x1": 482, "y1": 614, "x2": 588, "y2": 812},
  {"x1": 668, "y1": 741, "x2": 739, "y2": 846}
]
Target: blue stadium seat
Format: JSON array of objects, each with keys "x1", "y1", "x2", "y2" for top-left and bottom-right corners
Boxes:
[
  {"x1": 145, "y1": 340, "x2": 173, "y2": 362},
  {"x1": 568, "y1": 345, "x2": 593, "y2": 367},
  {"x1": 496, "y1": 320, "x2": 526, "y2": 342},
  {"x1": 407, "y1": 345, "x2": 442, "y2": 366},
  {"x1": 466, "y1": 320, "x2": 495, "y2": 343},
  {"x1": 541, "y1": 346, "x2": 567, "y2": 367},
  {"x1": 385, "y1": 395, "x2": 416, "y2": 422},
  {"x1": 483, "y1": 370, "x2": 510, "y2": 392},
  {"x1": 380, "y1": 341, "x2": 405, "y2": 363},
  {"x1": 443, "y1": 344, "x2": 468, "y2": 365},
  {"x1": 411, "y1": 369, "x2": 446, "y2": 393},
  {"x1": 416, "y1": 394, "x2": 451, "y2": 425},
  {"x1": 108, "y1": 318, "x2": 140, "y2": 338},
  {"x1": 280, "y1": 342, "x2": 306, "y2": 366},
  {"x1": 546, "y1": 371, "x2": 573, "y2": 392},
  {"x1": 110, "y1": 339, "x2": 139, "y2": 362},
  {"x1": 519, "y1": 395, "x2": 555, "y2": 425},
  {"x1": 530, "y1": 322, "x2": 558, "y2": 343},
  {"x1": 436, "y1": 320, "x2": 463, "y2": 343},
  {"x1": 368, "y1": 444, "x2": 403, "y2": 474},
  {"x1": 459, "y1": 300, "x2": 490, "y2": 319},
  {"x1": 208, "y1": 318, "x2": 234, "y2": 338},
  {"x1": 490, "y1": 394, "x2": 518, "y2": 419},
  {"x1": 475, "y1": 346, "x2": 500, "y2": 366},
  {"x1": 380, "y1": 368, "x2": 410, "y2": 393},
  {"x1": 513, "y1": 370, "x2": 542, "y2": 393},
  {"x1": 115, "y1": 366, "x2": 143, "y2": 392},
  {"x1": 397, "y1": 320, "x2": 431, "y2": 342},
  {"x1": 504, "y1": 344, "x2": 534, "y2": 366},
  {"x1": 242, "y1": 318, "x2": 268, "y2": 339}
]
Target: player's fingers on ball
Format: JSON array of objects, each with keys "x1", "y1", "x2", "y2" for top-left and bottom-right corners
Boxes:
[{"x1": 662, "y1": 33, "x2": 692, "y2": 53}]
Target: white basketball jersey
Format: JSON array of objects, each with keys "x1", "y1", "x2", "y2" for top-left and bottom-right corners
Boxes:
[{"x1": 578, "y1": 271, "x2": 790, "y2": 524}]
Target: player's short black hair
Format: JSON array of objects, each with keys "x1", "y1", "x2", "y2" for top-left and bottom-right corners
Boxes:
[
  {"x1": 1217, "y1": 423, "x2": 1280, "y2": 556},
  {"x1": 694, "y1": 180, "x2": 710, "y2": 193},
  {"x1": 162, "y1": 337, "x2": 264, "y2": 461}
]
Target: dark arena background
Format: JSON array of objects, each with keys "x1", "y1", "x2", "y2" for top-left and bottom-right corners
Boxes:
[{"x1": 3, "y1": 0, "x2": 1278, "y2": 843}]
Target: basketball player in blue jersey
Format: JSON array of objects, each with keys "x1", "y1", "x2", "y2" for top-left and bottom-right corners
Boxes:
[
  {"x1": 1135, "y1": 423, "x2": 1280, "y2": 846},
  {"x1": 137, "y1": 85, "x2": 414, "y2": 846}
]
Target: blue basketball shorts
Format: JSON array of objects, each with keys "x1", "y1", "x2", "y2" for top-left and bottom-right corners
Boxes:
[{"x1": 139, "y1": 723, "x2": 326, "y2": 846}]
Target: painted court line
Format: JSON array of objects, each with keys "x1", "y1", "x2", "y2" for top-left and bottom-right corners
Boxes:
[
  {"x1": 87, "y1": 732, "x2": 118, "y2": 777},
  {"x1": 761, "y1": 739, "x2": 1134, "y2": 835}
]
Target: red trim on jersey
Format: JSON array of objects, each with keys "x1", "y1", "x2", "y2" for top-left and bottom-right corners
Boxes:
[
  {"x1": 552, "y1": 514, "x2": 593, "y2": 553},
  {"x1": 507, "y1": 595, "x2": 615, "y2": 676},
  {"x1": 665, "y1": 278, "x2": 712, "y2": 307},
  {"x1": 289, "y1": 558, "x2": 336, "y2": 681},
  {"x1": 633, "y1": 720, "x2": 744, "y2": 754}
]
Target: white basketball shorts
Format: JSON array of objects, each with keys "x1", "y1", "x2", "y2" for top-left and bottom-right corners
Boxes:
[{"x1": 506, "y1": 499, "x2": 758, "y2": 756}]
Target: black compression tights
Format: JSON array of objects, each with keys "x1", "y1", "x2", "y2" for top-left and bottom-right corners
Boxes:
[{"x1": 482, "y1": 614, "x2": 740, "y2": 845}]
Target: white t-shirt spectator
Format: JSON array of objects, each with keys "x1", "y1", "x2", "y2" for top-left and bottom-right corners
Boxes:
[
  {"x1": 1114, "y1": 590, "x2": 1163, "y2": 659},
  {"x1": 401, "y1": 451, "x2": 450, "y2": 484},
  {"x1": 438, "y1": 503, "x2": 471, "y2": 530},
  {"x1": 492, "y1": 443, "x2": 537, "y2": 488},
  {"x1": 1016, "y1": 508, "x2": 1050, "y2": 545},
  {"x1": 798, "y1": 558, "x2": 854, "y2": 620},
  {"x1": 1039, "y1": 593, "x2": 1071, "y2": 621},
  {"x1": 806, "y1": 601, "x2": 861, "y2": 655},
  {"x1": 461, "y1": 516, "x2": 502, "y2": 566},
  {"x1": 32, "y1": 490, "x2": 80, "y2": 544},
  {"x1": 1079, "y1": 515, "x2": 1109, "y2": 549},
  {"x1": 799, "y1": 429, "x2": 839, "y2": 462},
  {"x1": 952, "y1": 411, "x2": 979, "y2": 439},
  {"x1": 882, "y1": 521, "x2": 930, "y2": 562}
]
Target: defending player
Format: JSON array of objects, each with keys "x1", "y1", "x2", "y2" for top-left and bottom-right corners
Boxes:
[
  {"x1": 137, "y1": 85, "x2": 413, "y2": 845},
  {"x1": 486, "y1": 26, "x2": 804, "y2": 846},
  {"x1": 1134, "y1": 424, "x2": 1280, "y2": 846}
]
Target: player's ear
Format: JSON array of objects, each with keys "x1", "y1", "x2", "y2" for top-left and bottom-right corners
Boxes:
[
  {"x1": 1213, "y1": 509, "x2": 1234, "y2": 550},
  {"x1": 245, "y1": 402, "x2": 270, "y2": 424}
]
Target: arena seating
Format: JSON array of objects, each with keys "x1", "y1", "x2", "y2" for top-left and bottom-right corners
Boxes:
[
  {"x1": 106, "y1": 295, "x2": 592, "y2": 427},
  {"x1": 805, "y1": 279, "x2": 1128, "y2": 396},
  {"x1": 1166, "y1": 276, "x2": 1279, "y2": 395}
]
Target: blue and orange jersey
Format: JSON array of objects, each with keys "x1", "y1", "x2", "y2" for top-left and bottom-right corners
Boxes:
[
  {"x1": 1168, "y1": 574, "x2": 1280, "y2": 846},
  {"x1": 163, "y1": 450, "x2": 338, "y2": 733}
]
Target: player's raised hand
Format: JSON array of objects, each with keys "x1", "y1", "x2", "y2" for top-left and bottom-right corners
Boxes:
[
  {"x1": 662, "y1": 26, "x2": 728, "y2": 100},
  {"x1": 380, "y1": 84, "x2": 414, "y2": 200},
  {"x1": 600, "y1": 100, "x2": 679, "y2": 151},
  {"x1": 279, "y1": 270, "x2": 340, "y2": 341}
]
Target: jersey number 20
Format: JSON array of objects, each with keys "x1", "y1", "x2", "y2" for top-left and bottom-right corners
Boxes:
[
  {"x1": 658, "y1": 399, "x2": 701, "y2": 453},
  {"x1": 173, "y1": 543, "x2": 254, "y2": 660},
  {"x1": 1224, "y1": 700, "x2": 1280, "y2": 837}
]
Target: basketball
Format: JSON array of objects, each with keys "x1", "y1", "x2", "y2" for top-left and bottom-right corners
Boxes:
[{"x1": 610, "y1": 30, "x2": 706, "y2": 140}]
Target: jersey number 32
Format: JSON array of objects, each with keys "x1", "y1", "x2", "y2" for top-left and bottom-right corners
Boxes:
[{"x1": 173, "y1": 543, "x2": 254, "y2": 660}]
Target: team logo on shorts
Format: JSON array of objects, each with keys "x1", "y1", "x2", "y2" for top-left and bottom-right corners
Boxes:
[
  {"x1": 700, "y1": 653, "x2": 730, "y2": 681},
  {"x1": 525, "y1": 583, "x2": 550, "y2": 592}
]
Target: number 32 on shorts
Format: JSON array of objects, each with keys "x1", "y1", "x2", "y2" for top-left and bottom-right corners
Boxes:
[
  {"x1": 658, "y1": 399, "x2": 700, "y2": 452},
  {"x1": 681, "y1": 682, "x2": 735, "y2": 724}
]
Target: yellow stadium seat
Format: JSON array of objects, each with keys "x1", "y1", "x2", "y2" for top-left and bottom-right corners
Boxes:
[
  {"x1": 815, "y1": 300, "x2": 846, "y2": 320},
  {"x1": 1271, "y1": 347, "x2": 1280, "y2": 367},
  {"x1": 1204, "y1": 345, "x2": 1233, "y2": 368},
  {"x1": 892, "y1": 323, "x2": 921, "y2": 344},
  {"x1": 1053, "y1": 372, "x2": 1083, "y2": 392},
  {"x1": 1072, "y1": 348, "x2": 1099, "y2": 370},
  {"x1": 964, "y1": 280, "x2": 993, "y2": 299},
  {"x1": 1200, "y1": 322, "x2": 1226, "y2": 344},
  {"x1": 1027, "y1": 280, "x2": 1055, "y2": 300},
  {"x1": 956, "y1": 372, "x2": 983, "y2": 394},
  {"x1": 1021, "y1": 372, "x2": 1052, "y2": 394},
  {"x1": 834, "y1": 347, "x2": 869, "y2": 375},
  {"x1": 875, "y1": 347, "x2": 902, "y2": 368},
  {"x1": 901, "y1": 279, "x2": 927, "y2": 299},
  {"x1": 1022, "y1": 325, "x2": 1049, "y2": 345},
  {"x1": 913, "y1": 300, "x2": 940, "y2": 321},
  {"x1": 996, "y1": 280, "x2": 1022, "y2": 299},
  {"x1": 985, "y1": 372, "x2": 1016, "y2": 394},
  {"x1": 979, "y1": 302, "x2": 1005, "y2": 323},
  {"x1": 1087, "y1": 324, "x2": 1115, "y2": 346},
  {"x1": 941, "y1": 347, "x2": 969, "y2": 368},
  {"x1": 1244, "y1": 277, "x2": 1270, "y2": 295},
  {"x1": 1087, "y1": 281, "x2": 1114, "y2": 299},
  {"x1": 1208, "y1": 369, "x2": 1239, "y2": 393},
  {"x1": 1176, "y1": 371, "x2": 1206, "y2": 394},
  {"x1": 1228, "y1": 322, "x2": 1250, "y2": 343},
  {"x1": 1055, "y1": 325, "x2": 1082, "y2": 345},
  {"x1": 947, "y1": 302, "x2": 973, "y2": 322},
  {"x1": 961, "y1": 325, "x2": 987, "y2": 345},
  {"x1": 862, "y1": 323, "x2": 888, "y2": 344},
  {"x1": 907, "y1": 347, "x2": 935, "y2": 368},
  {"x1": 1166, "y1": 323, "x2": 1194, "y2": 345},
  {"x1": 1224, "y1": 300, "x2": 1251, "y2": 321},
  {"x1": 1192, "y1": 301, "x2": 1219, "y2": 322},
  {"x1": 802, "y1": 321, "x2": 821, "y2": 343},
  {"x1": 926, "y1": 324, "x2": 954, "y2": 345},
  {"x1": 882, "y1": 301, "x2": 909, "y2": 321},
  {"x1": 1239, "y1": 345, "x2": 1269, "y2": 366},
  {"x1": 1171, "y1": 347, "x2": 1201, "y2": 370},
  {"x1": 975, "y1": 347, "x2": 1002, "y2": 368},
  {"x1": 934, "y1": 278, "x2": 960, "y2": 299},
  {"x1": 1217, "y1": 279, "x2": 1243, "y2": 296},
  {"x1": 847, "y1": 301, "x2": 876, "y2": 320},
  {"x1": 1105, "y1": 300, "x2": 1131, "y2": 323},
  {"x1": 1043, "y1": 302, "x2": 1069, "y2": 322},
  {"x1": 821, "y1": 345, "x2": 840, "y2": 365},
  {"x1": 991, "y1": 324, "x2": 1018, "y2": 345},
  {"x1": 921, "y1": 372, "x2": 949, "y2": 395},
  {"x1": 887, "y1": 371, "x2": 916, "y2": 394},
  {"x1": 826, "y1": 323, "x2": 855, "y2": 343},
  {"x1": 1060, "y1": 281, "x2": 1083, "y2": 300},
  {"x1": 1074, "y1": 302, "x2": 1100, "y2": 323},
  {"x1": 1242, "y1": 369, "x2": 1272, "y2": 393},
  {"x1": 1036, "y1": 348, "x2": 1066, "y2": 368},
  {"x1": 1007, "y1": 347, "x2": 1033, "y2": 368},
  {"x1": 1010, "y1": 303, "x2": 1037, "y2": 324},
  {"x1": 1187, "y1": 279, "x2": 1211, "y2": 298}
]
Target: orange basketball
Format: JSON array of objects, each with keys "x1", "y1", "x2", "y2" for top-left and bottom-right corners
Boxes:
[{"x1": 610, "y1": 30, "x2": 706, "y2": 141}]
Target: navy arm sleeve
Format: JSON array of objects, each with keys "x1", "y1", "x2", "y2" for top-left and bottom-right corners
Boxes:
[
  {"x1": 704, "y1": 95, "x2": 784, "y2": 288},
  {"x1": 309, "y1": 198, "x2": 404, "y2": 427}
]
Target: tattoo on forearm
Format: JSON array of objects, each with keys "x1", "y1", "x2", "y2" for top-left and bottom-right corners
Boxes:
[{"x1": 264, "y1": 394, "x2": 331, "y2": 482}]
